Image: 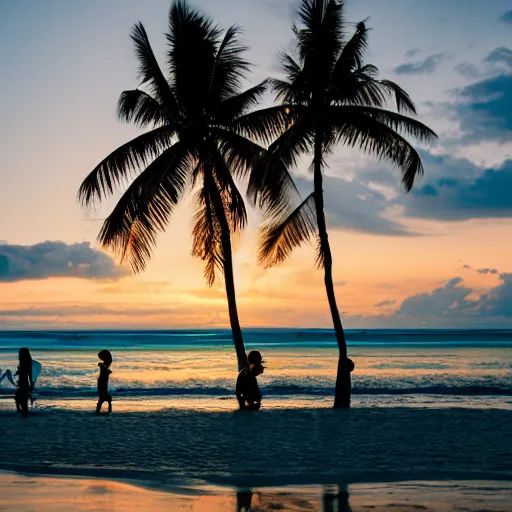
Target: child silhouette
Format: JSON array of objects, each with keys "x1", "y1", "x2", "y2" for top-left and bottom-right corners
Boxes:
[{"x1": 95, "y1": 349, "x2": 113, "y2": 414}]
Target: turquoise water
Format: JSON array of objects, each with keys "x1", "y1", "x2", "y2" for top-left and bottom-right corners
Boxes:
[{"x1": 0, "y1": 329, "x2": 511, "y2": 410}]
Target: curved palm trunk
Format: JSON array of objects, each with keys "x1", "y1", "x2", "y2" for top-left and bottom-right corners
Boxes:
[
  {"x1": 209, "y1": 179, "x2": 248, "y2": 372},
  {"x1": 220, "y1": 228, "x2": 248, "y2": 371},
  {"x1": 313, "y1": 133, "x2": 352, "y2": 409}
]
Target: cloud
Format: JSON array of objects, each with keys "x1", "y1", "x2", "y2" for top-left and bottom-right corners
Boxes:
[
  {"x1": 397, "y1": 277, "x2": 473, "y2": 319},
  {"x1": 405, "y1": 48, "x2": 420, "y2": 58},
  {"x1": 374, "y1": 300, "x2": 396, "y2": 307},
  {"x1": 377, "y1": 283, "x2": 395, "y2": 290},
  {"x1": 463, "y1": 264, "x2": 498, "y2": 275},
  {"x1": 294, "y1": 175, "x2": 415, "y2": 237},
  {"x1": 334, "y1": 280, "x2": 347, "y2": 287},
  {"x1": 485, "y1": 273, "x2": 512, "y2": 317},
  {"x1": 258, "y1": 0, "x2": 295, "y2": 19},
  {"x1": 403, "y1": 156, "x2": 512, "y2": 221},
  {"x1": 394, "y1": 53, "x2": 445, "y2": 75},
  {"x1": 484, "y1": 47, "x2": 512, "y2": 68},
  {"x1": 417, "y1": 184, "x2": 438, "y2": 196},
  {"x1": 499, "y1": 10, "x2": 512, "y2": 24},
  {"x1": 393, "y1": 273, "x2": 512, "y2": 325},
  {"x1": 0, "y1": 241, "x2": 129, "y2": 282},
  {"x1": 0, "y1": 304, "x2": 173, "y2": 318},
  {"x1": 454, "y1": 62, "x2": 482, "y2": 79},
  {"x1": 454, "y1": 73, "x2": 512, "y2": 143},
  {"x1": 0, "y1": 301, "x2": 233, "y2": 329}
]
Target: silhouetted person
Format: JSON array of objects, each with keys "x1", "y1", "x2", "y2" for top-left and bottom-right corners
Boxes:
[
  {"x1": 15, "y1": 348, "x2": 34, "y2": 417},
  {"x1": 236, "y1": 491, "x2": 253, "y2": 511},
  {"x1": 236, "y1": 351, "x2": 265, "y2": 410},
  {"x1": 95, "y1": 349, "x2": 113, "y2": 414}
]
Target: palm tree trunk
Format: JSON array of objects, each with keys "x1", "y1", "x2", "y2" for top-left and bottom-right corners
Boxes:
[
  {"x1": 220, "y1": 227, "x2": 248, "y2": 371},
  {"x1": 313, "y1": 133, "x2": 353, "y2": 409},
  {"x1": 209, "y1": 177, "x2": 248, "y2": 371}
]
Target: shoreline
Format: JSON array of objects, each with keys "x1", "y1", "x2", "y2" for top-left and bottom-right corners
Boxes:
[
  {"x1": 1, "y1": 407, "x2": 511, "y2": 487},
  {"x1": 2, "y1": 394, "x2": 512, "y2": 414},
  {"x1": 1, "y1": 463, "x2": 512, "y2": 490}
]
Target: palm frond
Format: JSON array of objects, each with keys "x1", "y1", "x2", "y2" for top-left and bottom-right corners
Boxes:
[
  {"x1": 78, "y1": 126, "x2": 174, "y2": 206},
  {"x1": 232, "y1": 105, "x2": 297, "y2": 145},
  {"x1": 130, "y1": 22, "x2": 180, "y2": 116},
  {"x1": 295, "y1": 0, "x2": 343, "y2": 77},
  {"x1": 248, "y1": 152, "x2": 302, "y2": 223},
  {"x1": 98, "y1": 144, "x2": 192, "y2": 273},
  {"x1": 191, "y1": 185, "x2": 224, "y2": 286},
  {"x1": 117, "y1": 89, "x2": 173, "y2": 127},
  {"x1": 377, "y1": 79, "x2": 417, "y2": 115},
  {"x1": 334, "y1": 20, "x2": 368, "y2": 75},
  {"x1": 216, "y1": 80, "x2": 268, "y2": 122},
  {"x1": 270, "y1": 78, "x2": 300, "y2": 105},
  {"x1": 166, "y1": 1, "x2": 221, "y2": 115},
  {"x1": 340, "y1": 106, "x2": 437, "y2": 142},
  {"x1": 213, "y1": 161, "x2": 248, "y2": 234},
  {"x1": 359, "y1": 63, "x2": 378, "y2": 77},
  {"x1": 209, "y1": 25, "x2": 250, "y2": 104},
  {"x1": 279, "y1": 54, "x2": 312, "y2": 102},
  {"x1": 247, "y1": 116, "x2": 313, "y2": 221},
  {"x1": 330, "y1": 72, "x2": 417, "y2": 116},
  {"x1": 266, "y1": 114, "x2": 314, "y2": 169},
  {"x1": 213, "y1": 127, "x2": 265, "y2": 179},
  {"x1": 282, "y1": 53, "x2": 303, "y2": 79},
  {"x1": 259, "y1": 192, "x2": 317, "y2": 268},
  {"x1": 270, "y1": 58, "x2": 311, "y2": 105},
  {"x1": 328, "y1": 20, "x2": 417, "y2": 115},
  {"x1": 328, "y1": 107, "x2": 436, "y2": 190},
  {"x1": 331, "y1": 74, "x2": 387, "y2": 108}
]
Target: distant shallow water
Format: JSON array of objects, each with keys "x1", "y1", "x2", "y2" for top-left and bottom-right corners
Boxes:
[
  {"x1": 1, "y1": 328, "x2": 512, "y2": 350},
  {"x1": 1, "y1": 329, "x2": 511, "y2": 410}
]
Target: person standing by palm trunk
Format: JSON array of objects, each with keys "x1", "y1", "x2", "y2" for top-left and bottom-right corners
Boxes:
[
  {"x1": 78, "y1": 1, "x2": 290, "y2": 371},
  {"x1": 249, "y1": 0, "x2": 437, "y2": 407}
]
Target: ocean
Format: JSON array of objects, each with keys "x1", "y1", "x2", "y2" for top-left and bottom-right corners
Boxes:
[{"x1": 1, "y1": 329, "x2": 511, "y2": 411}]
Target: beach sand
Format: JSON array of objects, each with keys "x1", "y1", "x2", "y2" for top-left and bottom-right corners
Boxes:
[
  {"x1": 1, "y1": 473, "x2": 512, "y2": 511},
  {"x1": 0, "y1": 407, "x2": 510, "y2": 487}
]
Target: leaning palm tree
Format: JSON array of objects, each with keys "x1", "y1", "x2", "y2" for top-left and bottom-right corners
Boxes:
[
  {"x1": 249, "y1": 0, "x2": 437, "y2": 407},
  {"x1": 78, "y1": 1, "x2": 289, "y2": 370}
]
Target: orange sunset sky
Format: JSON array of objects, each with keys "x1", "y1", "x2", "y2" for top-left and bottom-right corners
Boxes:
[{"x1": 1, "y1": 0, "x2": 511, "y2": 329}]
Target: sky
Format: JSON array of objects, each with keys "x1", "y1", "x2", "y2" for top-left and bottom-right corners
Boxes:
[{"x1": 0, "y1": 0, "x2": 511, "y2": 329}]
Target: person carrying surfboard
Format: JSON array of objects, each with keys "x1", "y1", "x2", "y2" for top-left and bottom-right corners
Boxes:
[
  {"x1": 15, "y1": 347, "x2": 34, "y2": 417},
  {"x1": 96, "y1": 349, "x2": 113, "y2": 414}
]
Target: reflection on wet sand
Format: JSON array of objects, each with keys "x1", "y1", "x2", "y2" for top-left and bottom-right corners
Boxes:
[
  {"x1": 236, "y1": 491, "x2": 253, "y2": 511},
  {"x1": 236, "y1": 487, "x2": 351, "y2": 512},
  {"x1": 323, "y1": 487, "x2": 352, "y2": 512},
  {"x1": 1, "y1": 473, "x2": 511, "y2": 511}
]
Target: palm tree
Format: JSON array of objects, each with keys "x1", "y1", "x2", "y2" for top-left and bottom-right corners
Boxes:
[
  {"x1": 250, "y1": 0, "x2": 437, "y2": 407},
  {"x1": 78, "y1": 1, "x2": 289, "y2": 371}
]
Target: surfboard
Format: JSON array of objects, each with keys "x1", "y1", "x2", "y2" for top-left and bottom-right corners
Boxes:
[{"x1": 32, "y1": 360, "x2": 42, "y2": 385}]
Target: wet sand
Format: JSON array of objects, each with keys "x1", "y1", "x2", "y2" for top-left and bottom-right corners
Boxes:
[
  {"x1": 1, "y1": 473, "x2": 511, "y2": 511},
  {"x1": 0, "y1": 407, "x2": 511, "y2": 487}
]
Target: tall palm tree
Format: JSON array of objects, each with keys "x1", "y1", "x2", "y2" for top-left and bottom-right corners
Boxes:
[
  {"x1": 78, "y1": 1, "x2": 289, "y2": 371},
  {"x1": 249, "y1": 0, "x2": 437, "y2": 407}
]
